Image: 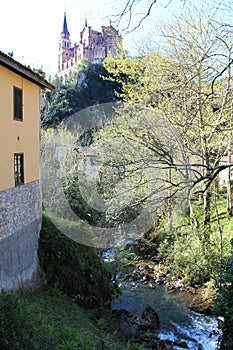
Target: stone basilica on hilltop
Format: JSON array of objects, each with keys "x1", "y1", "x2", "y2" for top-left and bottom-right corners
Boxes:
[{"x1": 58, "y1": 12, "x2": 122, "y2": 81}]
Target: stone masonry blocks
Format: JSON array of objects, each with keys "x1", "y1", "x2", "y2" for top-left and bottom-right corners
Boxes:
[{"x1": 0, "y1": 180, "x2": 42, "y2": 291}]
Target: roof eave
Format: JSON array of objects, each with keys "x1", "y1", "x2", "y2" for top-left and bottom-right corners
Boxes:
[{"x1": 0, "y1": 52, "x2": 54, "y2": 90}]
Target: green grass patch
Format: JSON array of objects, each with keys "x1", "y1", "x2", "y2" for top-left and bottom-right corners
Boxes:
[{"x1": 0, "y1": 287, "x2": 144, "y2": 350}]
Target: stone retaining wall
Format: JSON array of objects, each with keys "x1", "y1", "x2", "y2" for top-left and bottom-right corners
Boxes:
[{"x1": 0, "y1": 180, "x2": 42, "y2": 291}]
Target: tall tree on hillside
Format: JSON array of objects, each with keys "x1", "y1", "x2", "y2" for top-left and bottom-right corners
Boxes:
[
  {"x1": 101, "y1": 7, "x2": 233, "y2": 234},
  {"x1": 159, "y1": 10, "x2": 233, "y2": 233}
]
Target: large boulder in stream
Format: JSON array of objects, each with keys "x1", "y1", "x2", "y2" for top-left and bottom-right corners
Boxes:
[
  {"x1": 111, "y1": 304, "x2": 160, "y2": 337},
  {"x1": 189, "y1": 287, "x2": 216, "y2": 314},
  {"x1": 111, "y1": 306, "x2": 179, "y2": 349},
  {"x1": 137, "y1": 304, "x2": 160, "y2": 331}
]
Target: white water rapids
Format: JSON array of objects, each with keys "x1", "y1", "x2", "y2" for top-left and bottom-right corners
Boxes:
[{"x1": 113, "y1": 281, "x2": 222, "y2": 349}]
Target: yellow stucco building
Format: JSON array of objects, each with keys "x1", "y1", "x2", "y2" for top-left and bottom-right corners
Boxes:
[{"x1": 0, "y1": 51, "x2": 54, "y2": 291}]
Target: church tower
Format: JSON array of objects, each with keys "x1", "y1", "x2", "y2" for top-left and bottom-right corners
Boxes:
[
  {"x1": 57, "y1": 12, "x2": 122, "y2": 81},
  {"x1": 58, "y1": 12, "x2": 72, "y2": 74}
]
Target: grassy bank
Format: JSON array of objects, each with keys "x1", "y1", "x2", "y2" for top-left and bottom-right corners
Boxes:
[
  {"x1": 0, "y1": 212, "x2": 166, "y2": 350},
  {"x1": 0, "y1": 287, "x2": 145, "y2": 350}
]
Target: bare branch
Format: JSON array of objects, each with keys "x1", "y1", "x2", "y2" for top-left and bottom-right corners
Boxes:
[
  {"x1": 111, "y1": 0, "x2": 189, "y2": 33},
  {"x1": 125, "y1": 0, "x2": 158, "y2": 33}
]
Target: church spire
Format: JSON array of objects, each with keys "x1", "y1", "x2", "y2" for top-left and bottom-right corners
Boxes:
[
  {"x1": 58, "y1": 12, "x2": 71, "y2": 75},
  {"x1": 62, "y1": 12, "x2": 70, "y2": 36}
]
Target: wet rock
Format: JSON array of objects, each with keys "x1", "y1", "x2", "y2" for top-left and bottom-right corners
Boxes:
[
  {"x1": 111, "y1": 305, "x2": 160, "y2": 340},
  {"x1": 139, "y1": 304, "x2": 160, "y2": 331},
  {"x1": 157, "y1": 339, "x2": 174, "y2": 349},
  {"x1": 111, "y1": 308, "x2": 133, "y2": 319},
  {"x1": 111, "y1": 308, "x2": 137, "y2": 337},
  {"x1": 174, "y1": 340, "x2": 189, "y2": 348},
  {"x1": 190, "y1": 287, "x2": 216, "y2": 314},
  {"x1": 124, "y1": 261, "x2": 168, "y2": 286},
  {"x1": 135, "y1": 332, "x2": 159, "y2": 347}
]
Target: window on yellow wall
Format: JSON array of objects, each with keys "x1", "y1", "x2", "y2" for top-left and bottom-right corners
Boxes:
[
  {"x1": 14, "y1": 153, "x2": 24, "y2": 186},
  {"x1": 13, "y1": 86, "x2": 23, "y2": 121}
]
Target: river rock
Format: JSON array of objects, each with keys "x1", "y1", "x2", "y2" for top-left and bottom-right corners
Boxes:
[
  {"x1": 111, "y1": 305, "x2": 160, "y2": 339},
  {"x1": 190, "y1": 287, "x2": 216, "y2": 314},
  {"x1": 111, "y1": 309, "x2": 137, "y2": 337},
  {"x1": 174, "y1": 340, "x2": 189, "y2": 348},
  {"x1": 138, "y1": 304, "x2": 160, "y2": 331},
  {"x1": 128, "y1": 261, "x2": 169, "y2": 286},
  {"x1": 157, "y1": 339, "x2": 174, "y2": 349}
]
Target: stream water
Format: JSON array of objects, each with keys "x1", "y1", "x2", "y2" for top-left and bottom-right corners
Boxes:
[{"x1": 112, "y1": 281, "x2": 222, "y2": 350}]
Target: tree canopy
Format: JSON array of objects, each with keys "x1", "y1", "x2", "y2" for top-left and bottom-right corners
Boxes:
[
  {"x1": 41, "y1": 60, "x2": 121, "y2": 129},
  {"x1": 101, "y1": 7, "x2": 233, "y2": 228}
]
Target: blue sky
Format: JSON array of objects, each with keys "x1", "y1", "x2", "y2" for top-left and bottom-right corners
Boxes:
[{"x1": 0, "y1": 0, "x2": 208, "y2": 77}]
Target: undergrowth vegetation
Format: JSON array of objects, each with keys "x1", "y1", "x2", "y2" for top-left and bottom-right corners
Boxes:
[
  {"x1": 0, "y1": 287, "x2": 145, "y2": 350},
  {"x1": 157, "y1": 196, "x2": 233, "y2": 288},
  {"x1": 38, "y1": 211, "x2": 118, "y2": 308}
]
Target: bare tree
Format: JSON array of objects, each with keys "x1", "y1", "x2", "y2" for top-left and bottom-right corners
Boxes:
[{"x1": 111, "y1": 0, "x2": 190, "y2": 32}]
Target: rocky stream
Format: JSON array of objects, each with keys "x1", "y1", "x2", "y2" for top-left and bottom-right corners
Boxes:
[
  {"x1": 103, "y1": 251, "x2": 222, "y2": 349},
  {"x1": 113, "y1": 281, "x2": 221, "y2": 349}
]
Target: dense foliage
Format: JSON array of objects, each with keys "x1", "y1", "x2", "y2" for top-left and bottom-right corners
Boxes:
[
  {"x1": 0, "y1": 294, "x2": 29, "y2": 350},
  {"x1": 214, "y1": 240, "x2": 233, "y2": 350},
  {"x1": 41, "y1": 60, "x2": 120, "y2": 129},
  {"x1": 38, "y1": 212, "x2": 118, "y2": 308}
]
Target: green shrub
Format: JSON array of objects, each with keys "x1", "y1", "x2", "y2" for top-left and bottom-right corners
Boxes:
[
  {"x1": 213, "y1": 239, "x2": 233, "y2": 350},
  {"x1": 158, "y1": 228, "x2": 223, "y2": 287},
  {"x1": 0, "y1": 293, "x2": 31, "y2": 349},
  {"x1": 38, "y1": 212, "x2": 118, "y2": 308},
  {"x1": 60, "y1": 333, "x2": 92, "y2": 350}
]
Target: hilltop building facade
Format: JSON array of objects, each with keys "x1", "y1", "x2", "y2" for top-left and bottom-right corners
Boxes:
[
  {"x1": 58, "y1": 13, "x2": 121, "y2": 81},
  {"x1": 219, "y1": 155, "x2": 233, "y2": 187},
  {"x1": 0, "y1": 51, "x2": 54, "y2": 291}
]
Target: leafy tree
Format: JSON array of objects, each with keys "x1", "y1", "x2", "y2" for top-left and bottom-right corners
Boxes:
[
  {"x1": 41, "y1": 123, "x2": 143, "y2": 248},
  {"x1": 40, "y1": 60, "x2": 121, "y2": 129},
  {"x1": 103, "y1": 7, "x2": 233, "y2": 232},
  {"x1": 91, "y1": 5, "x2": 233, "y2": 293},
  {"x1": 41, "y1": 85, "x2": 81, "y2": 128}
]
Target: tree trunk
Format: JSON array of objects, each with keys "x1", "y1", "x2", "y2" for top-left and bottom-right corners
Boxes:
[
  {"x1": 197, "y1": 68, "x2": 211, "y2": 239},
  {"x1": 203, "y1": 184, "x2": 211, "y2": 226},
  {"x1": 226, "y1": 155, "x2": 232, "y2": 219}
]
